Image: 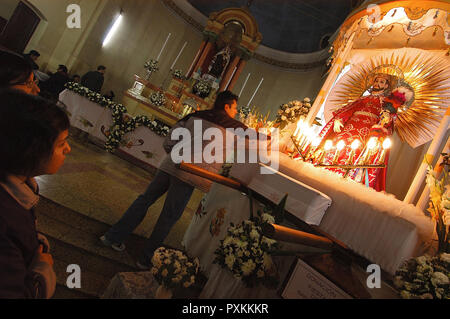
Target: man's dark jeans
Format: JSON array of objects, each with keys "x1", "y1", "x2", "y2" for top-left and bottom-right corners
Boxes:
[{"x1": 105, "y1": 170, "x2": 194, "y2": 265}]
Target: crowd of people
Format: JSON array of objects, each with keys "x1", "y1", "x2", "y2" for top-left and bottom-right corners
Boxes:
[{"x1": 0, "y1": 48, "x2": 253, "y2": 298}]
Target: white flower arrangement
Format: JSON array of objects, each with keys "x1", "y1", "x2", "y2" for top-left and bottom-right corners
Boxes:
[
  {"x1": 144, "y1": 59, "x2": 159, "y2": 73},
  {"x1": 275, "y1": 98, "x2": 313, "y2": 130},
  {"x1": 150, "y1": 91, "x2": 166, "y2": 107},
  {"x1": 394, "y1": 253, "x2": 449, "y2": 299},
  {"x1": 64, "y1": 82, "x2": 171, "y2": 153},
  {"x1": 213, "y1": 195, "x2": 286, "y2": 289},
  {"x1": 151, "y1": 247, "x2": 200, "y2": 289},
  {"x1": 193, "y1": 80, "x2": 211, "y2": 97},
  {"x1": 172, "y1": 69, "x2": 184, "y2": 80}
]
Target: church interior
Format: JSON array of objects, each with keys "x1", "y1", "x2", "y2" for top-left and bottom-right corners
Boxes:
[{"x1": 0, "y1": 0, "x2": 449, "y2": 299}]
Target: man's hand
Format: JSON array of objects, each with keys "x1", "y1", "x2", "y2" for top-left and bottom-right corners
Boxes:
[
  {"x1": 333, "y1": 119, "x2": 344, "y2": 133},
  {"x1": 37, "y1": 245, "x2": 54, "y2": 266}
]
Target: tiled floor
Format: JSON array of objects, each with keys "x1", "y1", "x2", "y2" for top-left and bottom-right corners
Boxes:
[{"x1": 36, "y1": 136, "x2": 204, "y2": 251}]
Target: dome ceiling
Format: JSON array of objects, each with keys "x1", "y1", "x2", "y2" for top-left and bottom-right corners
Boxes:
[{"x1": 187, "y1": 0, "x2": 360, "y2": 53}]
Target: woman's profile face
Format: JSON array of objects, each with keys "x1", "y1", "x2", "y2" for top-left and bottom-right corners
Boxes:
[
  {"x1": 11, "y1": 72, "x2": 40, "y2": 95},
  {"x1": 39, "y1": 129, "x2": 71, "y2": 175}
]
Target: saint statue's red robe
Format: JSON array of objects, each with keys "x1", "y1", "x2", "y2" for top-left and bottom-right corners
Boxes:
[{"x1": 318, "y1": 94, "x2": 395, "y2": 191}]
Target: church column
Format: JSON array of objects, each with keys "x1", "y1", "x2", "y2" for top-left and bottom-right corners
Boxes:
[
  {"x1": 404, "y1": 110, "x2": 450, "y2": 204},
  {"x1": 227, "y1": 59, "x2": 247, "y2": 92},
  {"x1": 219, "y1": 55, "x2": 240, "y2": 92},
  {"x1": 306, "y1": 31, "x2": 356, "y2": 125},
  {"x1": 192, "y1": 41, "x2": 214, "y2": 75},
  {"x1": 186, "y1": 40, "x2": 207, "y2": 78}
]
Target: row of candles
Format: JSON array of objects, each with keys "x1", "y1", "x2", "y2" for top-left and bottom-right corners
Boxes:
[
  {"x1": 292, "y1": 120, "x2": 392, "y2": 166},
  {"x1": 155, "y1": 33, "x2": 188, "y2": 71}
]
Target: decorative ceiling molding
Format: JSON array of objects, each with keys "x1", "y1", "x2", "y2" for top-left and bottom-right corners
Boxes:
[{"x1": 162, "y1": 0, "x2": 328, "y2": 71}]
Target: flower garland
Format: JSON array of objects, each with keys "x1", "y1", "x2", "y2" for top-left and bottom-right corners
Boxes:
[
  {"x1": 213, "y1": 195, "x2": 287, "y2": 289},
  {"x1": 193, "y1": 80, "x2": 211, "y2": 98},
  {"x1": 172, "y1": 69, "x2": 184, "y2": 80},
  {"x1": 144, "y1": 59, "x2": 159, "y2": 73},
  {"x1": 394, "y1": 253, "x2": 449, "y2": 299},
  {"x1": 275, "y1": 98, "x2": 312, "y2": 130},
  {"x1": 151, "y1": 247, "x2": 200, "y2": 289},
  {"x1": 150, "y1": 91, "x2": 166, "y2": 107},
  {"x1": 64, "y1": 82, "x2": 171, "y2": 152}
]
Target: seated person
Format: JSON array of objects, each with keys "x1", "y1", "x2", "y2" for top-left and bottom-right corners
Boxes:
[{"x1": 0, "y1": 90, "x2": 71, "y2": 298}]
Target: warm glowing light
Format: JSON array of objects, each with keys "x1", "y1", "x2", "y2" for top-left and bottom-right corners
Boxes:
[
  {"x1": 351, "y1": 139, "x2": 360, "y2": 150},
  {"x1": 382, "y1": 138, "x2": 392, "y2": 150},
  {"x1": 336, "y1": 140, "x2": 346, "y2": 151},
  {"x1": 324, "y1": 140, "x2": 333, "y2": 151},
  {"x1": 367, "y1": 137, "x2": 378, "y2": 150},
  {"x1": 103, "y1": 13, "x2": 123, "y2": 47},
  {"x1": 312, "y1": 137, "x2": 321, "y2": 147}
]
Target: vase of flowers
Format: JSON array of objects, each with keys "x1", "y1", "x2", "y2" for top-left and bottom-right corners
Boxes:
[
  {"x1": 425, "y1": 153, "x2": 450, "y2": 253},
  {"x1": 193, "y1": 80, "x2": 211, "y2": 98},
  {"x1": 144, "y1": 59, "x2": 159, "y2": 80},
  {"x1": 173, "y1": 69, "x2": 184, "y2": 80},
  {"x1": 150, "y1": 92, "x2": 166, "y2": 107},
  {"x1": 213, "y1": 194, "x2": 287, "y2": 289},
  {"x1": 274, "y1": 98, "x2": 315, "y2": 130},
  {"x1": 150, "y1": 247, "x2": 200, "y2": 299}
]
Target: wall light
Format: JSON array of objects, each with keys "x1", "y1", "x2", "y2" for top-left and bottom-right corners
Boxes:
[{"x1": 102, "y1": 10, "x2": 123, "y2": 47}]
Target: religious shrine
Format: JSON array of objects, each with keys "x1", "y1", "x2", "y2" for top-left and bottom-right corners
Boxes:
[{"x1": 122, "y1": 6, "x2": 262, "y2": 127}]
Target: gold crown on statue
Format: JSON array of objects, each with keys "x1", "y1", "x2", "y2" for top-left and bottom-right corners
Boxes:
[{"x1": 366, "y1": 64, "x2": 404, "y2": 91}]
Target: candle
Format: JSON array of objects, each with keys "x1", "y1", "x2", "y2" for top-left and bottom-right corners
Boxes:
[
  {"x1": 333, "y1": 140, "x2": 346, "y2": 164},
  {"x1": 170, "y1": 41, "x2": 187, "y2": 70},
  {"x1": 377, "y1": 138, "x2": 392, "y2": 164},
  {"x1": 156, "y1": 33, "x2": 171, "y2": 61},
  {"x1": 239, "y1": 73, "x2": 251, "y2": 97},
  {"x1": 247, "y1": 77, "x2": 264, "y2": 107},
  {"x1": 347, "y1": 139, "x2": 360, "y2": 164},
  {"x1": 294, "y1": 120, "x2": 303, "y2": 137},
  {"x1": 306, "y1": 137, "x2": 321, "y2": 161},
  {"x1": 323, "y1": 140, "x2": 333, "y2": 165},
  {"x1": 360, "y1": 137, "x2": 378, "y2": 164}
]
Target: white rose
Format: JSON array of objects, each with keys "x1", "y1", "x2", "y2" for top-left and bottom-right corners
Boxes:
[
  {"x1": 249, "y1": 229, "x2": 260, "y2": 240},
  {"x1": 440, "y1": 253, "x2": 450, "y2": 263},
  {"x1": 281, "y1": 116, "x2": 287, "y2": 121},
  {"x1": 415, "y1": 256, "x2": 428, "y2": 266},
  {"x1": 431, "y1": 272, "x2": 449, "y2": 286},
  {"x1": 304, "y1": 97, "x2": 311, "y2": 103}
]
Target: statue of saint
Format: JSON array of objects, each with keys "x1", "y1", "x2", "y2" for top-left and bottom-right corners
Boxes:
[
  {"x1": 207, "y1": 45, "x2": 232, "y2": 79},
  {"x1": 318, "y1": 66, "x2": 413, "y2": 191}
]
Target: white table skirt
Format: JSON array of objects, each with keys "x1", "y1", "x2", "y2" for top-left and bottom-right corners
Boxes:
[{"x1": 230, "y1": 153, "x2": 435, "y2": 275}]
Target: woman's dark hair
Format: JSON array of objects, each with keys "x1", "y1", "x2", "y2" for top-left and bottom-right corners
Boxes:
[
  {"x1": 0, "y1": 89, "x2": 70, "y2": 181},
  {"x1": 213, "y1": 90, "x2": 238, "y2": 110},
  {"x1": 0, "y1": 50, "x2": 33, "y2": 88}
]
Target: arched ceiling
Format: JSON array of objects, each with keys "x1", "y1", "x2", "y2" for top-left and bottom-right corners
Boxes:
[{"x1": 187, "y1": 0, "x2": 361, "y2": 53}]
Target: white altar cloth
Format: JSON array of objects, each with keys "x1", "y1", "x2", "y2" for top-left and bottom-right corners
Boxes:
[
  {"x1": 230, "y1": 153, "x2": 435, "y2": 275},
  {"x1": 59, "y1": 89, "x2": 167, "y2": 169}
]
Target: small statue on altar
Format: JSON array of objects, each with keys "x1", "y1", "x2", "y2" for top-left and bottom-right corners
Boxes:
[
  {"x1": 207, "y1": 45, "x2": 232, "y2": 79},
  {"x1": 317, "y1": 65, "x2": 413, "y2": 191}
]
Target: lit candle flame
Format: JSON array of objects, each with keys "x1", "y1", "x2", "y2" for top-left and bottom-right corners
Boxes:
[
  {"x1": 351, "y1": 139, "x2": 360, "y2": 150},
  {"x1": 324, "y1": 140, "x2": 333, "y2": 151},
  {"x1": 367, "y1": 137, "x2": 378, "y2": 150},
  {"x1": 312, "y1": 137, "x2": 321, "y2": 147},
  {"x1": 337, "y1": 140, "x2": 346, "y2": 151}
]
